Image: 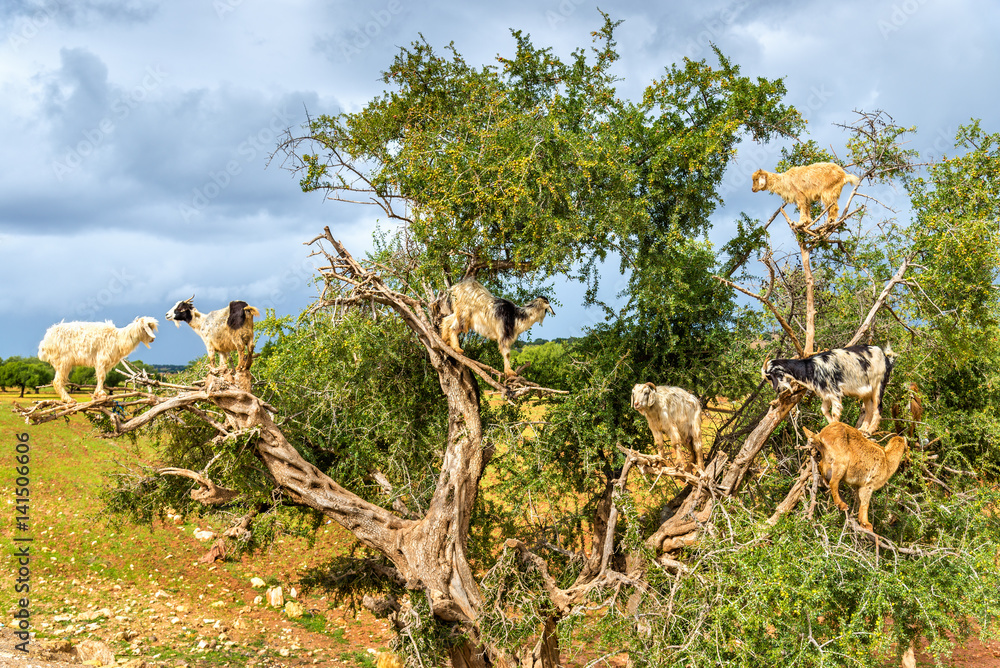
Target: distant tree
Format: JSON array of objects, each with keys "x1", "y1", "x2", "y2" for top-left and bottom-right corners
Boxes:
[
  {"x1": 511, "y1": 341, "x2": 572, "y2": 390},
  {"x1": 1, "y1": 357, "x2": 55, "y2": 397}
]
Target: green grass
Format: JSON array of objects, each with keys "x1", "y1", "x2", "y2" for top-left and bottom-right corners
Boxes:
[
  {"x1": 339, "y1": 649, "x2": 377, "y2": 667},
  {"x1": 294, "y1": 611, "x2": 329, "y2": 635},
  {"x1": 0, "y1": 395, "x2": 394, "y2": 662}
]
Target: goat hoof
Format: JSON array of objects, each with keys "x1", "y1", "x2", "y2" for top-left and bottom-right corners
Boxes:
[{"x1": 836, "y1": 502, "x2": 848, "y2": 511}]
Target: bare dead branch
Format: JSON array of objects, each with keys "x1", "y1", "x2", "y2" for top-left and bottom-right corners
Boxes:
[
  {"x1": 714, "y1": 275, "x2": 805, "y2": 357},
  {"x1": 846, "y1": 251, "x2": 917, "y2": 347},
  {"x1": 766, "y1": 460, "x2": 812, "y2": 526},
  {"x1": 158, "y1": 467, "x2": 240, "y2": 505}
]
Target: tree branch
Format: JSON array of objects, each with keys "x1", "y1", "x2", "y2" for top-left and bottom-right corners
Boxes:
[
  {"x1": 714, "y1": 275, "x2": 805, "y2": 357},
  {"x1": 846, "y1": 251, "x2": 917, "y2": 347}
]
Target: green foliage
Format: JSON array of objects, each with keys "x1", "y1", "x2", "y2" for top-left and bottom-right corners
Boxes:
[
  {"x1": 0, "y1": 356, "x2": 55, "y2": 396},
  {"x1": 254, "y1": 309, "x2": 447, "y2": 508},
  {"x1": 638, "y1": 493, "x2": 999, "y2": 667},
  {"x1": 298, "y1": 14, "x2": 647, "y2": 282},
  {"x1": 510, "y1": 341, "x2": 573, "y2": 390}
]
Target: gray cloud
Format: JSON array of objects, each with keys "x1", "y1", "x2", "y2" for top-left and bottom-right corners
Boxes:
[
  {"x1": 2, "y1": 0, "x2": 1000, "y2": 362},
  {"x1": 1, "y1": 0, "x2": 158, "y2": 26}
]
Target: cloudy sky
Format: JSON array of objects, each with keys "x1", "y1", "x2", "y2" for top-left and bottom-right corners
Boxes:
[{"x1": 1, "y1": 0, "x2": 997, "y2": 365}]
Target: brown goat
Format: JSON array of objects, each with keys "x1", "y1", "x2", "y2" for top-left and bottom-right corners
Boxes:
[
  {"x1": 752, "y1": 162, "x2": 860, "y2": 227},
  {"x1": 803, "y1": 423, "x2": 907, "y2": 531}
]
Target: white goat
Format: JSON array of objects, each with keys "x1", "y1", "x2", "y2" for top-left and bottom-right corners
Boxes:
[
  {"x1": 165, "y1": 297, "x2": 259, "y2": 369},
  {"x1": 631, "y1": 382, "x2": 705, "y2": 474},
  {"x1": 752, "y1": 162, "x2": 860, "y2": 227},
  {"x1": 439, "y1": 278, "x2": 554, "y2": 377},
  {"x1": 38, "y1": 317, "x2": 158, "y2": 402}
]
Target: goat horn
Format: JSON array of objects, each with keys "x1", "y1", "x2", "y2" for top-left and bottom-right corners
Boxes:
[{"x1": 645, "y1": 382, "x2": 656, "y2": 389}]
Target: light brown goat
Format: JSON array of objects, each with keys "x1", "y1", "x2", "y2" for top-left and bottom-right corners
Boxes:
[
  {"x1": 803, "y1": 423, "x2": 907, "y2": 531},
  {"x1": 631, "y1": 382, "x2": 705, "y2": 474},
  {"x1": 752, "y1": 162, "x2": 860, "y2": 227}
]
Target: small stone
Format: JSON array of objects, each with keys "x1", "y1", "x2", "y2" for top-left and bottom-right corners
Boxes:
[
  {"x1": 250, "y1": 577, "x2": 266, "y2": 588},
  {"x1": 284, "y1": 601, "x2": 305, "y2": 619},
  {"x1": 193, "y1": 528, "x2": 217, "y2": 541},
  {"x1": 266, "y1": 586, "x2": 284, "y2": 608},
  {"x1": 75, "y1": 639, "x2": 115, "y2": 666}
]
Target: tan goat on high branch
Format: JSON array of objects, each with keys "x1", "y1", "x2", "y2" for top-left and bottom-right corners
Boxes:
[
  {"x1": 752, "y1": 162, "x2": 860, "y2": 228},
  {"x1": 803, "y1": 422, "x2": 907, "y2": 531}
]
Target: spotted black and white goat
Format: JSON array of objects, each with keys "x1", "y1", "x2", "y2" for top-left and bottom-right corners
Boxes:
[
  {"x1": 38, "y1": 317, "x2": 158, "y2": 402},
  {"x1": 166, "y1": 297, "x2": 259, "y2": 370},
  {"x1": 631, "y1": 382, "x2": 705, "y2": 474},
  {"x1": 761, "y1": 344, "x2": 897, "y2": 434},
  {"x1": 439, "y1": 278, "x2": 554, "y2": 377}
]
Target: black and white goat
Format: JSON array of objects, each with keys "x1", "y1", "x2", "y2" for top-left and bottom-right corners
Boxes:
[
  {"x1": 38, "y1": 317, "x2": 158, "y2": 402},
  {"x1": 631, "y1": 382, "x2": 705, "y2": 474},
  {"x1": 166, "y1": 297, "x2": 260, "y2": 370},
  {"x1": 439, "y1": 278, "x2": 554, "y2": 377},
  {"x1": 761, "y1": 344, "x2": 897, "y2": 434}
]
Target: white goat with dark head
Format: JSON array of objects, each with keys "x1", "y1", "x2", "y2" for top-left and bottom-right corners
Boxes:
[
  {"x1": 165, "y1": 297, "x2": 260, "y2": 369},
  {"x1": 631, "y1": 382, "x2": 705, "y2": 474},
  {"x1": 439, "y1": 278, "x2": 554, "y2": 377},
  {"x1": 761, "y1": 344, "x2": 897, "y2": 434},
  {"x1": 38, "y1": 317, "x2": 158, "y2": 402}
]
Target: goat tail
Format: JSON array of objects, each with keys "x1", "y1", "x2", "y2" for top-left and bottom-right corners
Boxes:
[
  {"x1": 876, "y1": 349, "x2": 897, "y2": 416},
  {"x1": 844, "y1": 173, "x2": 861, "y2": 187}
]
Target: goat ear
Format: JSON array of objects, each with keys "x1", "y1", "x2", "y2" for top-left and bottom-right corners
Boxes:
[
  {"x1": 803, "y1": 427, "x2": 815, "y2": 439},
  {"x1": 760, "y1": 357, "x2": 771, "y2": 377}
]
